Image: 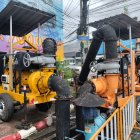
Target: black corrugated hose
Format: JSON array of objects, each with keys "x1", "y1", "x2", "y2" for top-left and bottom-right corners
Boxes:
[{"x1": 78, "y1": 25, "x2": 118, "y2": 84}]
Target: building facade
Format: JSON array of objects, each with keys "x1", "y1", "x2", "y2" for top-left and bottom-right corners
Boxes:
[{"x1": 0, "y1": 0, "x2": 63, "y2": 60}]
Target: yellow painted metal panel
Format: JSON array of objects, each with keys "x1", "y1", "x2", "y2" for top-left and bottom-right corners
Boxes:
[{"x1": 0, "y1": 86, "x2": 56, "y2": 104}]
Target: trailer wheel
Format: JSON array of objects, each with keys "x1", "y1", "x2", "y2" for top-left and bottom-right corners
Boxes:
[
  {"x1": 36, "y1": 102, "x2": 52, "y2": 112},
  {"x1": 0, "y1": 93, "x2": 14, "y2": 122}
]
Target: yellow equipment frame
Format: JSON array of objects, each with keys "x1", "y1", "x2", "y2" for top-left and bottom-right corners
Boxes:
[
  {"x1": 0, "y1": 17, "x2": 56, "y2": 105},
  {"x1": 12, "y1": 35, "x2": 38, "y2": 52},
  {"x1": 0, "y1": 87, "x2": 56, "y2": 104}
]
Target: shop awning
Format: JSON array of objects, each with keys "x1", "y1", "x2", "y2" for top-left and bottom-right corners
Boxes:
[
  {"x1": 89, "y1": 14, "x2": 140, "y2": 40},
  {"x1": 0, "y1": 1, "x2": 55, "y2": 36}
]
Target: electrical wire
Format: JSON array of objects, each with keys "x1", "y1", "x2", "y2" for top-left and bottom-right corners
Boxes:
[
  {"x1": 1, "y1": 0, "x2": 79, "y2": 31},
  {"x1": 63, "y1": 0, "x2": 71, "y2": 14},
  {"x1": 39, "y1": 2, "x2": 79, "y2": 27},
  {"x1": 44, "y1": 0, "x2": 80, "y2": 22},
  {"x1": 89, "y1": 0, "x2": 135, "y2": 13},
  {"x1": 89, "y1": 0, "x2": 140, "y2": 15},
  {"x1": 89, "y1": 0, "x2": 124, "y2": 13},
  {"x1": 89, "y1": 5, "x2": 140, "y2": 18},
  {"x1": 64, "y1": 9, "x2": 139, "y2": 44},
  {"x1": 34, "y1": 5, "x2": 79, "y2": 40},
  {"x1": 66, "y1": 0, "x2": 80, "y2": 16},
  {"x1": 37, "y1": 1, "x2": 77, "y2": 44},
  {"x1": 64, "y1": 0, "x2": 74, "y2": 15},
  {"x1": 45, "y1": 1, "x2": 138, "y2": 42},
  {"x1": 63, "y1": 38, "x2": 77, "y2": 45},
  {"x1": 89, "y1": 0, "x2": 104, "y2": 6},
  {"x1": 38, "y1": 0, "x2": 78, "y2": 40},
  {"x1": 3, "y1": 0, "x2": 140, "y2": 44},
  {"x1": 65, "y1": 29, "x2": 77, "y2": 39}
]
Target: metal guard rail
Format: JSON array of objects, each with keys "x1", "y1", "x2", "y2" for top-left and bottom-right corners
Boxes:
[
  {"x1": 120, "y1": 95, "x2": 135, "y2": 140},
  {"x1": 90, "y1": 95, "x2": 135, "y2": 140},
  {"x1": 90, "y1": 109, "x2": 119, "y2": 140}
]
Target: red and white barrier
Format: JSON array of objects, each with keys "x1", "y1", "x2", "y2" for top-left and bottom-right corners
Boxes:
[{"x1": 0, "y1": 116, "x2": 53, "y2": 140}]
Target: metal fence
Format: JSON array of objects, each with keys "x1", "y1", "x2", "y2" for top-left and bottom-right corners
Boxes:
[
  {"x1": 90, "y1": 95, "x2": 136, "y2": 140},
  {"x1": 90, "y1": 109, "x2": 119, "y2": 140},
  {"x1": 120, "y1": 95, "x2": 135, "y2": 140}
]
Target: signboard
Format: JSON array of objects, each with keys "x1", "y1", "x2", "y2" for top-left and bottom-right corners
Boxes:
[
  {"x1": 78, "y1": 35, "x2": 89, "y2": 41},
  {"x1": 121, "y1": 39, "x2": 136, "y2": 49}
]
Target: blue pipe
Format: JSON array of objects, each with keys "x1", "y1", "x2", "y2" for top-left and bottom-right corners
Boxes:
[{"x1": 76, "y1": 113, "x2": 107, "y2": 140}]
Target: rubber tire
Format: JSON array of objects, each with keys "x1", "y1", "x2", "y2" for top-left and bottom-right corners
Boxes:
[
  {"x1": 36, "y1": 102, "x2": 52, "y2": 112},
  {"x1": 42, "y1": 38, "x2": 57, "y2": 55},
  {"x1": 0, "y1": 93, "x2": 14, "y2": 122}
]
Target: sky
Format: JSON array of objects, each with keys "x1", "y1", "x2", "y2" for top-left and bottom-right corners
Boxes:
[{"x1": 63, "y1": 0, "x2": 140, "y2": 43}]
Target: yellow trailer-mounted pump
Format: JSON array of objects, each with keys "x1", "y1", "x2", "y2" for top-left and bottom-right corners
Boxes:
[
  {"x1": 0, "y1": 2, "x2": 71, "y2": 140},
  {"x1": 0, "y1": 1, "x2": 65, "y2": 122},
  {"x1": 0, "y1": 38, "x2": 58, "y2": 121}
]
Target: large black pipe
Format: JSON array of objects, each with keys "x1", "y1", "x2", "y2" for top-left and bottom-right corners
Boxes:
[
  {"x1": 78, "y1": 25, "x2": 118, "y2": 84},
  {"x1": 76, "y1": 82, "x2": 93, "y2": 139},
  {"x1": 49, "y1": 75, "x2": 71, "y2": 140}
]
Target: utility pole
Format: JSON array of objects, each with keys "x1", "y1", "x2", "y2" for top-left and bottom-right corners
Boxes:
[
  {"x1": 79, "y1": 0, "x2": 88, "y2": 35},
  {"x1": 78, "y1": 0, "x2": 89, "y2": 66}
]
